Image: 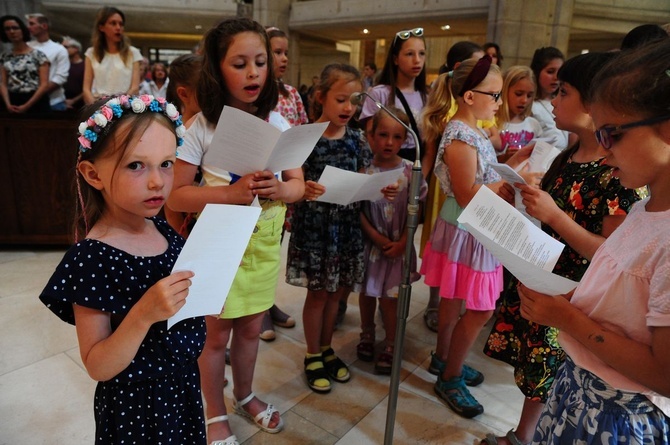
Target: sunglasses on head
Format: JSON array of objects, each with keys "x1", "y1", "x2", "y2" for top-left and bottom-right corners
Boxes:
[
  {"x1": 594, "y1": 114, "x2": 670, "y2": 149},
  {"x1": 393, "y1": 27, "x2": 423, "y2": 45}
]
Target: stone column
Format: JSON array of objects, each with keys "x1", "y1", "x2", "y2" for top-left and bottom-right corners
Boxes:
[
  {"x1": 253, "y1": 0, "x2": 302, "y2": 86},
  {"x1": 487, "y1": 0, "x2": 574, "y2": 67}
]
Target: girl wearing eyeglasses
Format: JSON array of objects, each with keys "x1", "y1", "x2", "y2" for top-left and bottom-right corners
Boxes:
[
  {"x1": 420, "y1": 55, "x2": 532, "y2": 419},
  {"x1": 516, "y1": 42, "x2": 670, "y2": 444},
  {"x1": 0, "y1": 15, "x2": 51, "y2": 114},
  {"x1": 482, "y1": 51, "x2": 645, "y2": 445}
]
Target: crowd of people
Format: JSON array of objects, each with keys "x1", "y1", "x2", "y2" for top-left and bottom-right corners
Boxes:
[
  {"x1": 7, "y1": 7, "x2": 667, "y2": 445},
  {"x1": 0, "y1": 8, "x2": 172, "y2": 115}
]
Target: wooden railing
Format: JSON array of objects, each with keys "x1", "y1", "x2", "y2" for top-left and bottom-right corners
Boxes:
[{"x1": 0, "y1": 112, "x2": 79, "y2": 245}]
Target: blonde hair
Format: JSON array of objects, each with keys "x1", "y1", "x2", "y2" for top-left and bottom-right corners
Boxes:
[
  {"x1": 496, "y1": 65, "x2": 536, "y2": 125},
  {"x1": 421, "y1": 72, "x2": 451, "y2": 144},
  {"x1": 370, "y1": 106, "x2": 409, "y2": 136},
  {"x1": 421, "y1": 58, "x2": 501, "y2": 143}
]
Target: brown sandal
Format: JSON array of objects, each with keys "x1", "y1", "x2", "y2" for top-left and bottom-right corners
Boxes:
[
  {"x1": 374, "y1": 345, "x2": 393, "y2": 375},
  {"x1": 356, "y1": 331, "x2": 375, "y2": 362}
]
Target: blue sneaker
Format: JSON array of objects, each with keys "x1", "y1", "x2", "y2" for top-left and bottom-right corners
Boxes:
[
  {"x1": 434, "y1": 375, "x2": 484, "y2": 418},
  {"x1": 428, "y1": 352, "x2": 484, "y2": 386}
]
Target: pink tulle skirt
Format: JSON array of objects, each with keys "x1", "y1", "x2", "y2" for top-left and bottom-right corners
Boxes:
[{"x1": 420, "y1": 199, "x2": 503, "y2": 310}]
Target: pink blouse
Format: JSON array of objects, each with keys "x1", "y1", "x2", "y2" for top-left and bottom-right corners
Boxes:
[{"x1": 559, "y1": 197, "x2": 670, "y2": 416}]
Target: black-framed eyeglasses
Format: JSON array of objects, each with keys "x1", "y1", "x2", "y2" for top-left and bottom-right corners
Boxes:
[
  {"x1": 3, "y1": 26, "x2": 21, "y2": 31},
  {"x1": 471, "y1": 90, "x2": 502, "y2": 102},
  {"x1": 393, "y1": 27, "x2": 423, "y2": 45},
  {"x1": 594, "y1": 114, "x2": 670, "y2": 149}
]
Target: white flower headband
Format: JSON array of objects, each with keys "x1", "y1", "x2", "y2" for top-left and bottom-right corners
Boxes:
[{"x1": 77, "y1": 94, "x2": 186, "y2": 153}]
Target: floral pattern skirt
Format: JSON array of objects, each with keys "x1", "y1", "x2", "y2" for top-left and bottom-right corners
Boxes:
[
  {"x1": 483, "y1": 276, "x2": 565, "y2": 401},
  {"x1": 532, "y1": 357, "x2": 670, "y2": 445}
]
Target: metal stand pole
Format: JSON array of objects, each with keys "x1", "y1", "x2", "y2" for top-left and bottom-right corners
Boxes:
[
  {"x1": 383, "y1": 160, "x2": 422, "y2": 445},
  {"x1": 351, "y1": 92, "x2": 422, "y2": 444}
]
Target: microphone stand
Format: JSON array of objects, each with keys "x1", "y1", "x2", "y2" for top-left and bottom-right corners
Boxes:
[{"x1": 355, "y1": 92, "x2": 422, "y2": 445}]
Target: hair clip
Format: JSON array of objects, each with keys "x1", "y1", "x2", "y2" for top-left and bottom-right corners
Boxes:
[{"x1": 447, "y1": 70, "x2": 454, "y2": 78}]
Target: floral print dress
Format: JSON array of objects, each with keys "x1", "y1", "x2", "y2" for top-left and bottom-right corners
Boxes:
[
  {"x1": 484, "y1": 156, "x2": 645, "y2": 401},
  {"x1": 286, "y1": 126, "x2": 372, "y2": 292},
  {"x1": 0, "y1": 49, "x2": 48, "y2": 93}
]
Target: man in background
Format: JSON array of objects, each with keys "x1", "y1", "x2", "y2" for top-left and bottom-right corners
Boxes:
[{"x1": 26, "y1": 13, "x2": 69, "y2": 111}]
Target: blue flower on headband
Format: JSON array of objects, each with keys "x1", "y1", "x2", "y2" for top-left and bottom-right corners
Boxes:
[
  {"x1": 110, "y1": 104, "x2": 123, "y2": 118},
  {"x1": 84, "y1": 129, "x2": 98, "y2": 143},
  {"x1": 77, "y1": 94, "x2": 186, "y2": 153},
  {"x1": 149, "y1": 100, "x2": 162, "y2": 112}
]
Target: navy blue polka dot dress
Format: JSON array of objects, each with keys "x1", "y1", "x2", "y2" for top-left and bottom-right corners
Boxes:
[{"x1": 40, "y1": 218, "x2": 207, "y2": 445}]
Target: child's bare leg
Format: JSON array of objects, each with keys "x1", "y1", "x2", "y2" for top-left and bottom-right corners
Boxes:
[
  {"x1": 303, "y1": 289, "x2": 327, "y2": 354},
  {"x1": 357, "y1": 291, "x2": 376, "y2": 361},
  {"x1": 358, "y1": 291, "x2": 376, "y2": 336},
  {"x1": 435, "y1": 297, "x2": 463, "y2": 361},
  {"x1": 321, "y1": 287, "x2": 349, "y2": 347},
  {"x1": 378, "y1": 297, "x2": 397, "y2": 345},
  {"x1": 442, "y1": 309, "x2": 493, "y2": 380},
  {"x1": 198, "y1": 316, "x2": 234, "y2": 440},
  {"x1": 230, "y1": 311, "x2": 280, "y2": 429}
]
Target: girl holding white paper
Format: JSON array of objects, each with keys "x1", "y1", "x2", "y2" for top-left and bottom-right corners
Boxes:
[
  {"x1": 285, "y1": 63, "x2": 376, "y2": 394},
  {"x1": 255, "y1": 26, "x2": 307, "y2": 342},
  {"x1": 492, "y1": 65, "x2": 543, "y2": 160},
  {"x1": 420, "y1": 54, "x2": 533, "y2": 419},
  {"x1": 357, "y1": 107, "x2": 428, "y2": 374},
  {"x1": 482, "y1": 52, "x2": 645, "y2": 445},
  {"x1": 168, "y1": 18, "x2": 305, "y2": 444},
  {"x1": 518, "y1": 40, "x2": 670, "y2": 445},
  {"x1": 39, "y1": 94, "x2": 206, "y2": 443}
]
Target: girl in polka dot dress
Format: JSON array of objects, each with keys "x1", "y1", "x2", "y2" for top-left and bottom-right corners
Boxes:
[{"x1": 39, "y1": 94, "x2": 207, "y2": 445}]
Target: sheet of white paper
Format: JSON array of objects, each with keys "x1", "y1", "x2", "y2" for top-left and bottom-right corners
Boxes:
[
  {"x1": 316, "y1": 165, "x2": 403, "y2": 205},
  {"x1": 168, "y1": 203, "x2": 261, "y2": 328},
  {"x1": 205, "y1": 106, "x2": 328, "y2": 176},
  {"x1": 457, "y1": 187, "x2": 577, "y2": 294},
  {"x1": 490, "y1": 162, "x2": 526, "y2": 186},
  {"x1": 490, "y1": 162, "x2": 540, "y2": 226},
  {"x1": 457, "y1": 186, "x2": 565, "y2": 271},
  {"x1": 464, "y1": 222, "x2": 578, "y2": 295},
  {"x1": 528, "y1": 140, "x2": 561, "y2": 172}
]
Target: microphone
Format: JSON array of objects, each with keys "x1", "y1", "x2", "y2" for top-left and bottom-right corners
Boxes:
[
  {"x1": 350, "y1": 91, "x2": 365, "y2": 106},
  {"x1": 350, "y1": 91, "x2": 420, "y2": 167}
]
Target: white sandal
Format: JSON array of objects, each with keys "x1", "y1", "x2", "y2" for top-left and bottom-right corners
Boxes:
[
  {"x1": 233, "y1": 392, "x2": 284, "y2": 434},
  {"x1": 206, "y1": 415, "x2": 239, "y2": 445}
]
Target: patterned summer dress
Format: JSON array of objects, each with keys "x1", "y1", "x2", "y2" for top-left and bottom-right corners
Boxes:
[
  {"x1": 420, "y1": 119, "x2": 504, "y2": 310},
  {"x1": 361, "y1": 159, "x2": 427, "y2": 297},
  {"x1": 484, "y1": 156, "x2": 644, "y2": 401},
  {"x1": 286, "y1": 126, "x2": 372, "y2": 292}
]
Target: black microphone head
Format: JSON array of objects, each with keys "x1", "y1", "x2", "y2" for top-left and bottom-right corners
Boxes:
[{"x1": 350, "y1": 92, "x2": 364, "y2": 106}]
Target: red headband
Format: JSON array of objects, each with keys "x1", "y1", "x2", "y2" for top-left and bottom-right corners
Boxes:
[{"x1": 458, "y1": 55, "x2": 493, "y2": 97}]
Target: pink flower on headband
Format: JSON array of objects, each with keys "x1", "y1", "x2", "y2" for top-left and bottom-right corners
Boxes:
[
  {"x1": 78, "y1": 136, "x2": 91, "y2": 150},
  {"x1": 156, "y1": 97, "x2": 166, "y2": 105},
  {"x1": 100, "y1": 105, "x2": 114, "y2": 121},
  {"x1": 77, "y1": 94, "x2": 184, "y2": 153},
  {"x1": 139, "y1": 95, "x2": 153, "y2": 105}
]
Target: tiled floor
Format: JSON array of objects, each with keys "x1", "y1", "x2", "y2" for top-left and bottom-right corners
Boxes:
[{"x1": 0, "y1": 229, "x2": 524, "y2": 444}]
